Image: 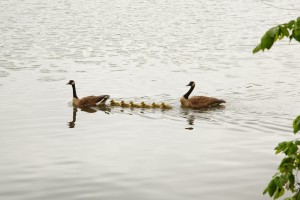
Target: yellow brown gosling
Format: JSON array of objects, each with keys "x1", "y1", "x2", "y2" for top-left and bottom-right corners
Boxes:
[
  {"x1": 180, "y1": 81, "x2": 226, "y2": 109},
  {"x1": 161, "y1": 103, "x2": 172, "y2": 109},
  {"x1": 129, "y1": 101, "x2": 141, "y2": 108},
  {"x1": 151, "y1": 102, "x2": 161, "y2": 108},
  {"x1": 110, "y1": 100, "x2": 121, "y2": 106},
  {"x1": 141, "y1": 101, "x2": 151, "y2": 108},
  {"x1": 66, "y1": 80, "x2": 110, "y2": 107},
  {"x1": 120, "y1": 101, "x2": 130, "y2": 107}
]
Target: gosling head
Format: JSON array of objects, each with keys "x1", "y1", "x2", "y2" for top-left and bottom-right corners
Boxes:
[
  {"x1": 66, "y1": 80, "x2": 75, "y2": 85},
  {"x1": 186, "y1": 81, "x2": 195, "y2": 87}
]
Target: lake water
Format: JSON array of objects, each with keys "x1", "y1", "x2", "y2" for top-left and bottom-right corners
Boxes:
[{"x1": 0, "y1": 0, "x2": 300, "y2": 199}]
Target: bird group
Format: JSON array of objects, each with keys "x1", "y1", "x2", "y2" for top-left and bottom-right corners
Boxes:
[
  {"x1": 66, "y1": 80, "x2": 225, "y2": 109},
  {"x1": 109, "y1": 100, "x2": 172, "y2": 109}
]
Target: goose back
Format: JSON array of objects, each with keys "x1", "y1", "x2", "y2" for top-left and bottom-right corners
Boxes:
[
  {"x1": 74, "y1": 95, "x2": 109, "y2": 107},
  {"x1": 189, "y1": 96, "x2": 225, "y2": 108}
]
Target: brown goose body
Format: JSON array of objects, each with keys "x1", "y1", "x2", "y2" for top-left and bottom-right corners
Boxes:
[
  {"x1": 180, "y1": 81, "x2": 225, "y2": 109},
  {"x1": 67, "y1": 80, "x2": 110, "y2": 108}
]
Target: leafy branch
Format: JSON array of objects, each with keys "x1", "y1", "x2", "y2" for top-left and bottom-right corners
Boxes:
[
  {"x1": 253, "y1": 17, "x2": 300, "y2": 54},
  {"x1": 263, "y1": 116, "x2": 300, "y2": 199}
]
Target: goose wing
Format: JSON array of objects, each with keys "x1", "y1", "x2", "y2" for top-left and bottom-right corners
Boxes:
[
  {"x1": 189, "y1": 96, "x2": 225, "y2": 108},
  {"x1": 79, "y1": 95, "x2": 110, "y2": 107}
]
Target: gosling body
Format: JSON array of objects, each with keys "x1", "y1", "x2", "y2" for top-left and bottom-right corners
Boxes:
[
  {"x1": 120, "y1": 101, "x2": 130, "y2": 107},
  {"x1": 151, "y1": 103, "x2": 161, "y2": 108},
  {"x1": 67, "y1": 80, "x2": 110, "y2": 107},
  {"x1": 110, "y1": 100, "x2": 121, "y2": 106},
  {"x1": 161, "y1": 103, "x2": 172, "y2": 109},
  {"x1": 129, "y1": 101, "x2": 141, "y2": 108},
  {"x1": 180, "y1": 81, "x2": 225, "y2": 109},
  {"x1": 141, "y1": 102, "x2": 151, "y2": 108}
]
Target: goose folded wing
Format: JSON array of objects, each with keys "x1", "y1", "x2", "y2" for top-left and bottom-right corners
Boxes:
[
  {"x1": 79, "y1": 95, "x2": 108, "y2": 107},
  {"x1": 190, "y1": 96, "x2": 225, "y2": 107}
]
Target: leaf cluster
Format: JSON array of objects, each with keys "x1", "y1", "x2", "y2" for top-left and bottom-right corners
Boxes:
[
  {"x1": 263, "y1": 116, "x2": 300, "y2": 199},
  {"x1": 253, "y1": 17, "x2": 300, "y2": 53}
]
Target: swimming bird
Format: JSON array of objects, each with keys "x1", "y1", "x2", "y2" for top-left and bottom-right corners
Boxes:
[
  {"x1": 160, "y1": 103, "x2": 172, "y2": 109},
  {"x1": 129, "y1": 101, "x2": 141, "y2": 108},
  {"x1": 110, "y1": 100, "x2": 121, "y2": 106},
  {"x1": 141, "y1": 102, "x2": 151, "y2": 108},
  {"x1": 151, "y1": 102, "x2": 161, "y2": 108},
  {"x1": 180, "y1": 81, "x2": 225, "y2": 108},
  {"x1": 66, "y1": 80, "x2": 110, "y2": 107},
  {"x1": 120, "y1": 100, "x2": 130, "y2": 107}
]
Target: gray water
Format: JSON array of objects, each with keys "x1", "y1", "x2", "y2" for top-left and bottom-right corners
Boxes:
[{"x1": 1, "y1": 0, "x2": 300, "y2": 199}]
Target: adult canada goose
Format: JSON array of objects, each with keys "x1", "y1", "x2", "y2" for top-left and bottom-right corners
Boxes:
[
  {"x1": 66, "y1": 80, "x2": 110, "y2": 107},
  {"x1": 180, "y1": 81, "x2": 225, "y2": 108}
]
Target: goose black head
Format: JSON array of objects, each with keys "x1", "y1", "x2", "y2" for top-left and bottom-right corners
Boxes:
[
  {"x1": 186, "y1": 81, "x2": 195, "y2": 87},
  {"x1": 66, "y1": 80, "x2": 75, "y2": 85}
]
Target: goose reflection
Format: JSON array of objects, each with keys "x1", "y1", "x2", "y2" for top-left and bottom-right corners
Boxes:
[
  {"x1": 180, "y1": 106, "x2": 225, "y2": 130},
  {"x1": 68, "y1": 107, "x2": 78, "y2": 128},
  {"x1": 67, "y1": 105, "x2": 111, "y2": 128}
]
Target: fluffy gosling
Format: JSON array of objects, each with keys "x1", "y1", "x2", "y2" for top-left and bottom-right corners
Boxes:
[
  {"x1": 161, "y1": 103, "x2": 172, "y2": 109},
  {"x1": 110, "y1": 100, "x2": 121, "y2": 106},
  {"x1": 141, "y1": 102, "x2": 151, "y2": 108},
  {"x1": 129, "y1": 101, "x2": 141, "y2": 108}
]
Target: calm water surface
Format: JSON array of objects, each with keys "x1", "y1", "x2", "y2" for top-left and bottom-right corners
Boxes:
[{"x1": 0, "y1": 0, "x2": 300, "y2": 199}]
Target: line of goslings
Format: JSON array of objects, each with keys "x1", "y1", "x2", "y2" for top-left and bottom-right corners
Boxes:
[{"x1": 110, "y1": 100, "x2": 172, "y2": 109}]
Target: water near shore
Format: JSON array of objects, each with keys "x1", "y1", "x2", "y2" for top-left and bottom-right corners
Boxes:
[{"x1": 0, "y1": 0, "x2": 300, "y2": 199}]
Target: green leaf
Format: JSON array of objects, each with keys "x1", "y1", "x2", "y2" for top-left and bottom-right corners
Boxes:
[
  {"x1": 253, "y1": 44, "x2": 261, "y2": 54},
  {"x1": 285, "y1": 142, "x2": 298, "y2": 156},
  {"x1": 268, "y1": 179, "x2": 277, "y2": 197},
  {"x1": 288, "y1": 173, "x2": 295, "y2": 192},
  {"x1": 279, "y1": 157, "x2": 295, "y2": 173},
  {"x1": 268, "y1": 27, "x2": 279, "y2": 38},
  {"x1": 275, "y1": 141, "x2": 288, "y2": 154},
  {"x1": 293, "y1": 116, "x2": 300, "y2": 134},
  {"x1": 287, "y1": 20, "x2": 295, "y2": 30},
  {"x1": 280, "y1": 26, "x2": 290, "y2": 37},
  {"x1": 274, "y1": 188, "x2": 285, "y2": 199},
  {"x1": 261, "y1": 33, "x2": 275, "y2": 50}
]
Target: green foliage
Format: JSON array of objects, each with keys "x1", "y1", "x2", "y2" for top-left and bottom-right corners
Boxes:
[
  {"x1": 263, "y1": 116, "x2": 300, "y2": 199},
  {"x1": 253, "y1": 17, "x2": 300, "y2": 53},
  {"x1": 293, "y1": 116, "x2": 300, "y2": 134},
  {"x1": 254, "y1": 16, "x2": 300, "y2": 200}
]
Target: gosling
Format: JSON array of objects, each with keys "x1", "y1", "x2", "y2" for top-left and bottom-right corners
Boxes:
[
  {"x1": 161, "y1": 103, "x2": 172, "y2": 109},
  {"x1": 141, "y1": 102, "x2": 151, "y2": 108},
  {"x1": 110, "y1": 100, "x2": 121, "y2": 106},
  {"x1": 151, "y1": 102, "x2": 161, "y2": 108},
  {"x1": 129, "y1": 101, "x2": 141, "y2": 108},
  {"x1": 120, "y1": 101, "x2": 130, "y2": 107}
]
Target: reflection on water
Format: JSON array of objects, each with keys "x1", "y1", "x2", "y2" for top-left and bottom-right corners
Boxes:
[
  {"x1": 68, "y1": 107, "x2": 77, "y2": 128},
  {"x1": 1, "y1": 0, "x2": 300, "y2": 200},
  {"x1": 68, "y1": 105, "x2": 112, "y2": 128}
]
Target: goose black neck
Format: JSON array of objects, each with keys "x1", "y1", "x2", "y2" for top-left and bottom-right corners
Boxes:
[
  {"x1": 72, "y1": 84, "x2": 79, "y2": 99},
  {"x1": 183, "y1": 85, "x2": 194, "y2": 99}
]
